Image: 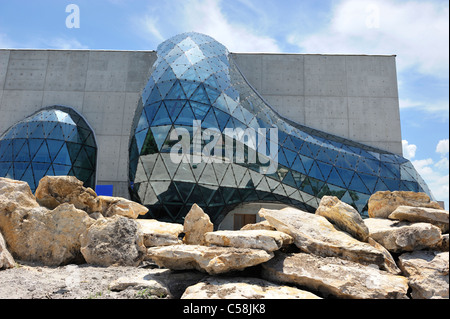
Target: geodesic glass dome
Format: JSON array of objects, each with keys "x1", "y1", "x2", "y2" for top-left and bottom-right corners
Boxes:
[
  {"x1": 0, "y1": 106, "x2": 97, "y2": 192},
  {"x1": 129, "y1": 32, "x2": 433, "y2": 225}
]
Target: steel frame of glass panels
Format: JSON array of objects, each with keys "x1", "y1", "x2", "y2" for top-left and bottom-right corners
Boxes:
[
  {"x1": 128, "y1": 32, "x2": 434, "y2": 225},
  {"x1": 0, "y1": 105, "x2": 97, "y2": 192}
]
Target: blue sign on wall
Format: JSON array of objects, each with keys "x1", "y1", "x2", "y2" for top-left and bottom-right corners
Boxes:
[{"x1": 95, "y1": 185, "x2": 114, "y2": 197}]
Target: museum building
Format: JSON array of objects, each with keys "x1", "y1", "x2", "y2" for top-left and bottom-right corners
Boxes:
[{"x1": 0, "y1": 32, "x2": 433, "y2": 229}]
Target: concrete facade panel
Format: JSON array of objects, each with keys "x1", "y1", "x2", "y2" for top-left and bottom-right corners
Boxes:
[
  {"x1": 4, "y1": 51, "x2": 48, "y2": 91},
  {"x1": 261, "y1": 55, "x2": 304, "y2": 95},
  {"x1": 304, "y1": 55, "x2": 347, "y2": 97},
  {"x1": 44, "y1": 51, "x2": 89, "y2": 92},
  {"x1": 85, "y1": 51, "x2": 129, "y2": 92},
  {"x1": 0, "y1": 51, "x2": 10, "y2": 89}
]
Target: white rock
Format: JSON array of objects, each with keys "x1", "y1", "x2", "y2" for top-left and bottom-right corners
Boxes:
[
  {"x1": 182, "y1": 277, "x2": 321, "y2": 299},
  {"x1": 136, "y1": 219, "x2": 183, "y2": 247},
  {"x1": 262, "y1": 252, "x2": 409, "y2": 299},
  {"x1": 398, "y1": 251, "x2": 449, "y2": 299},
  {"x1": 365, "y1": 218, "x2": 443, "y2": 253},
  {"x1": 146, "y1": 244, "x2": 273, "y2": 275},
  {"x1": 204, "y1": 230, "x2": 293, "y2": 252}
]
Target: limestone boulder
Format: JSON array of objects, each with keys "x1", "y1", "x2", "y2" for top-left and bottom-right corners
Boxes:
[
  {"x1": 398, "y1": 251, "x2": 449, "y2": 299},
  {"x1": 0, "y1": 203, "x2": 94, "y2": 266},
  {"x1": 204, "y1": 230, "x2": 293, "y2": 252},
  {"x1": 0, "y1": 178, "x2": 40, "y2": 212},
  {"x1": 433, "y1": 234, "x2": 449, "y2": 252},
  {"x1": 183, "y1": 204, "x2": 213, "y2": 245},
  {"x1": 388, "y1": 206, "x2": 449, "y2": 233},
  {"x1": 0, "y1": 230, "x2": 14, "y2": 269},
  {"x1": 262, "y1": 252, "x2": 409, "y2": 299},
  {"x1": 368, "y1": 238, "x2": 401, "y2": 275},
  {"x1": 35, "y1": 176, "x2": 101, "y2": 213},
  {"x1": 80, "y1": 215, "x2": 146, "y2": 267},
  {"x1": 240, "y1": 220, "x2": 276, "y2": 231},
  {"x1": 315, "y1": 196, "x2": 369, "y2": 242},
  {"x1": 136, "y1": 219, "x2": 184, "y2": 247},
  {"x1": 259, "y1": 207, "x2": 393, "y2": 271},
  {"x1": 181, "y1": 277, "x2": 321, "y2": 299},
  {"x1": 364, "y1": 218, "x2": 443, "y2": 253},
  {"x1": 368, "y1": 191, "x2": 441, "y2": 219},
  {"x1": 146, "y1": 245, "x2": 273, "y2": 275},
  {"x1": 98, "y1": 196, "x2": 148, "y2": 219}
]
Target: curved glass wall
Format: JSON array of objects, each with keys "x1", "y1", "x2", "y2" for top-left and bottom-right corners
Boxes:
[
  {"x1": 129, "y1": 32, "x2": 433, "y2": 225},
  {"x1": 0, "y1": 106, "x2": 97, "y2": 192}
]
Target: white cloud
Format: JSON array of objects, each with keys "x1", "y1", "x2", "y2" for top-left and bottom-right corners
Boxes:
[
  {"x1": 402, "y1": 140, "x2": 417, "y2": 160},
  {"x1": 138, "y1": 0, "x2": 280, "y2": 53},
  {"x1": 288, "y1": 0, "x2": 449, "y2": 78},
  {"x1": 412, "y1": 157, "x2": 449, "y2": 206},
  {"x1": 46, "y1": 38, "x2": 88, "y2": 50},
  {"x1": 436, "y1": 139, "x2": 449, "y2": 156}
]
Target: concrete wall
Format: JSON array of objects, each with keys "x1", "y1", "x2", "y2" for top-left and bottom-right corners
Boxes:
[
  {"x1": 232, "y1": 53, "x2": 402, "y2": 155},
  {"x1": 0, "y1": 49, "x2": 402, "y2": 198}
]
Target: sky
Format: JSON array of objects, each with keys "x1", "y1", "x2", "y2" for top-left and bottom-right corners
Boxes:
[{"x1": 0, "y1": 0, "x2": 448, "y2": 208}]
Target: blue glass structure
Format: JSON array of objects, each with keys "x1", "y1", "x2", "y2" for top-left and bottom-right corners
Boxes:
[
  {"x1": 129, "y1": 32, "x2": 433, "y2": 225},
  {"x1": 0, "y1": 106, "x2": 97, "y2": 192}
]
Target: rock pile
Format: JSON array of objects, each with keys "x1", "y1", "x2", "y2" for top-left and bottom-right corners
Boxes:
[{"x1": 0, "y1": 176, "x2": 448, "y2": 299}]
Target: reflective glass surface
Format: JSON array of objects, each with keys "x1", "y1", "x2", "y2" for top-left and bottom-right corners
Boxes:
[
  {"x1": 129, "y1": 32, "x2": 433, "y2": 225},
  {"x1": 0, "y1": 106, "x2": 97, "y2": 192}
]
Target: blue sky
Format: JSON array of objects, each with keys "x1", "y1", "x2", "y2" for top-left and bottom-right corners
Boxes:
[{"x1": 0, "y1": 0, "x2": 448, "y2": 207}]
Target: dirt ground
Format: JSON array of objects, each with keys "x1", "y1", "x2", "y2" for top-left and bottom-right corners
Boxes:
[{"x1": 0, "y1": 260, "x2": 205, "y2": 299}]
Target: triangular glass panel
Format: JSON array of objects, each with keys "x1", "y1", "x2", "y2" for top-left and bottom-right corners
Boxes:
[
  {"x1": 173, "y1": 162, "x2": 195, "y2": 183},
  {"x1": 174, "y1": 104, "x2": 196, "y2": 126},
  {"x1": 150, "y1": 155, "x2": 171, "y2": 181},
  {"x1": 156, "y1": 80, "x2": 175, "y2": 99},
  {"x1": 190, "y1": 101, "x2": 210, "y2": 120},
  {"x1": 151, "y1": 103, "x2": 172, "y2": 127},
  {"x1": 164, "y1": 100, "x2": 185, "y2": 122},
  {"x1": 327, "y1": 167, "x2": 347, "y2": 188},
  {"x1": 213, "y1": 108, "x2": 231, "y2": 132},
  {"x1": 32, "y1": 162, "x2": 52, "y2": 183},
  {"x1": 220, "y1": 164, "x2": 237, "y2": 187},
  {"x1": 256, "y1": 176, "x2": 271, "y2": 192},
  {"x1": 291, "y1": 155, "x2": 307, "y2": 175},
  {"x1": 14, "y1": 141, "x2": 30, "y2": 162},
  {"x1": 317, "y1": 161, "x2": 333, "y2": 180},
  {"x1": 198, "y1": 163, "x2": 218, "y2": 186},
  {"x1": 180, "y1": 80, "x2": 199, "y2": 99},
  {"x1": 282, "y1": 171, "x2": 297, "y2": 189},
  {"x1": 204, "y1": 86, "x2": 220, "y2": 104},
  {"x1": 135, "y1": 129, "x2": 149, "y2": 153},
  {"x1": 212, "y1": 162, "x2": 228, "y2": 184},
  {"x1": 21, "y1": 165, "x2": 35, "y2": 190},
  {"x1": 13, "y1": 162, "x2": 29, "y2": 180},
  {"x1": 358, "y1": 172, "x2": 378, "y2": 194},
  {"x1": 201, "y1": 108, "x2": 220, "y2": 130},
  {"x1": 54, "y1": 144, "x2": 74, "y2": 166},
  {"x1": 151, "y1": 125, "x2": 172, "y2": 151},
  {"x1": 46, "y1": 139, "x2": 65, "y2": 162},
  {"x1": 190, "y1": 84, "x2": 210, "y2": 104},
  {"x1": 336, "y1": 167, "x2": 354, "y2": 188},
  {"x1": 349, "y1": 173, "x2": 370, "y2": 194},
  {"x1": 52, "y1": 164, "x2": 71, "y2": 176},
  {"x1": 166, "y1": 80, "x2": 187, "y2": 100},
  {"x1": 186, "y1": 184, "x2": 207, "y2": 206},
  {"x1": 12, "y1": 138, "x2": 26, "y2": 157},
  {"x1": 48, "y1": 124, "x2": 64, "y2": 140},
  {"x1": 32, "y1": 143, "x2": 50, "y2": 163}
]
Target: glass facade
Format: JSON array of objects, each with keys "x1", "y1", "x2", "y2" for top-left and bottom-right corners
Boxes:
[
  {"x1": 0, "y1": 106, "x2": 97, "y2": 192},
  {"x1": 129, "y1": 32, "x2": 433, "y2": 225}
]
